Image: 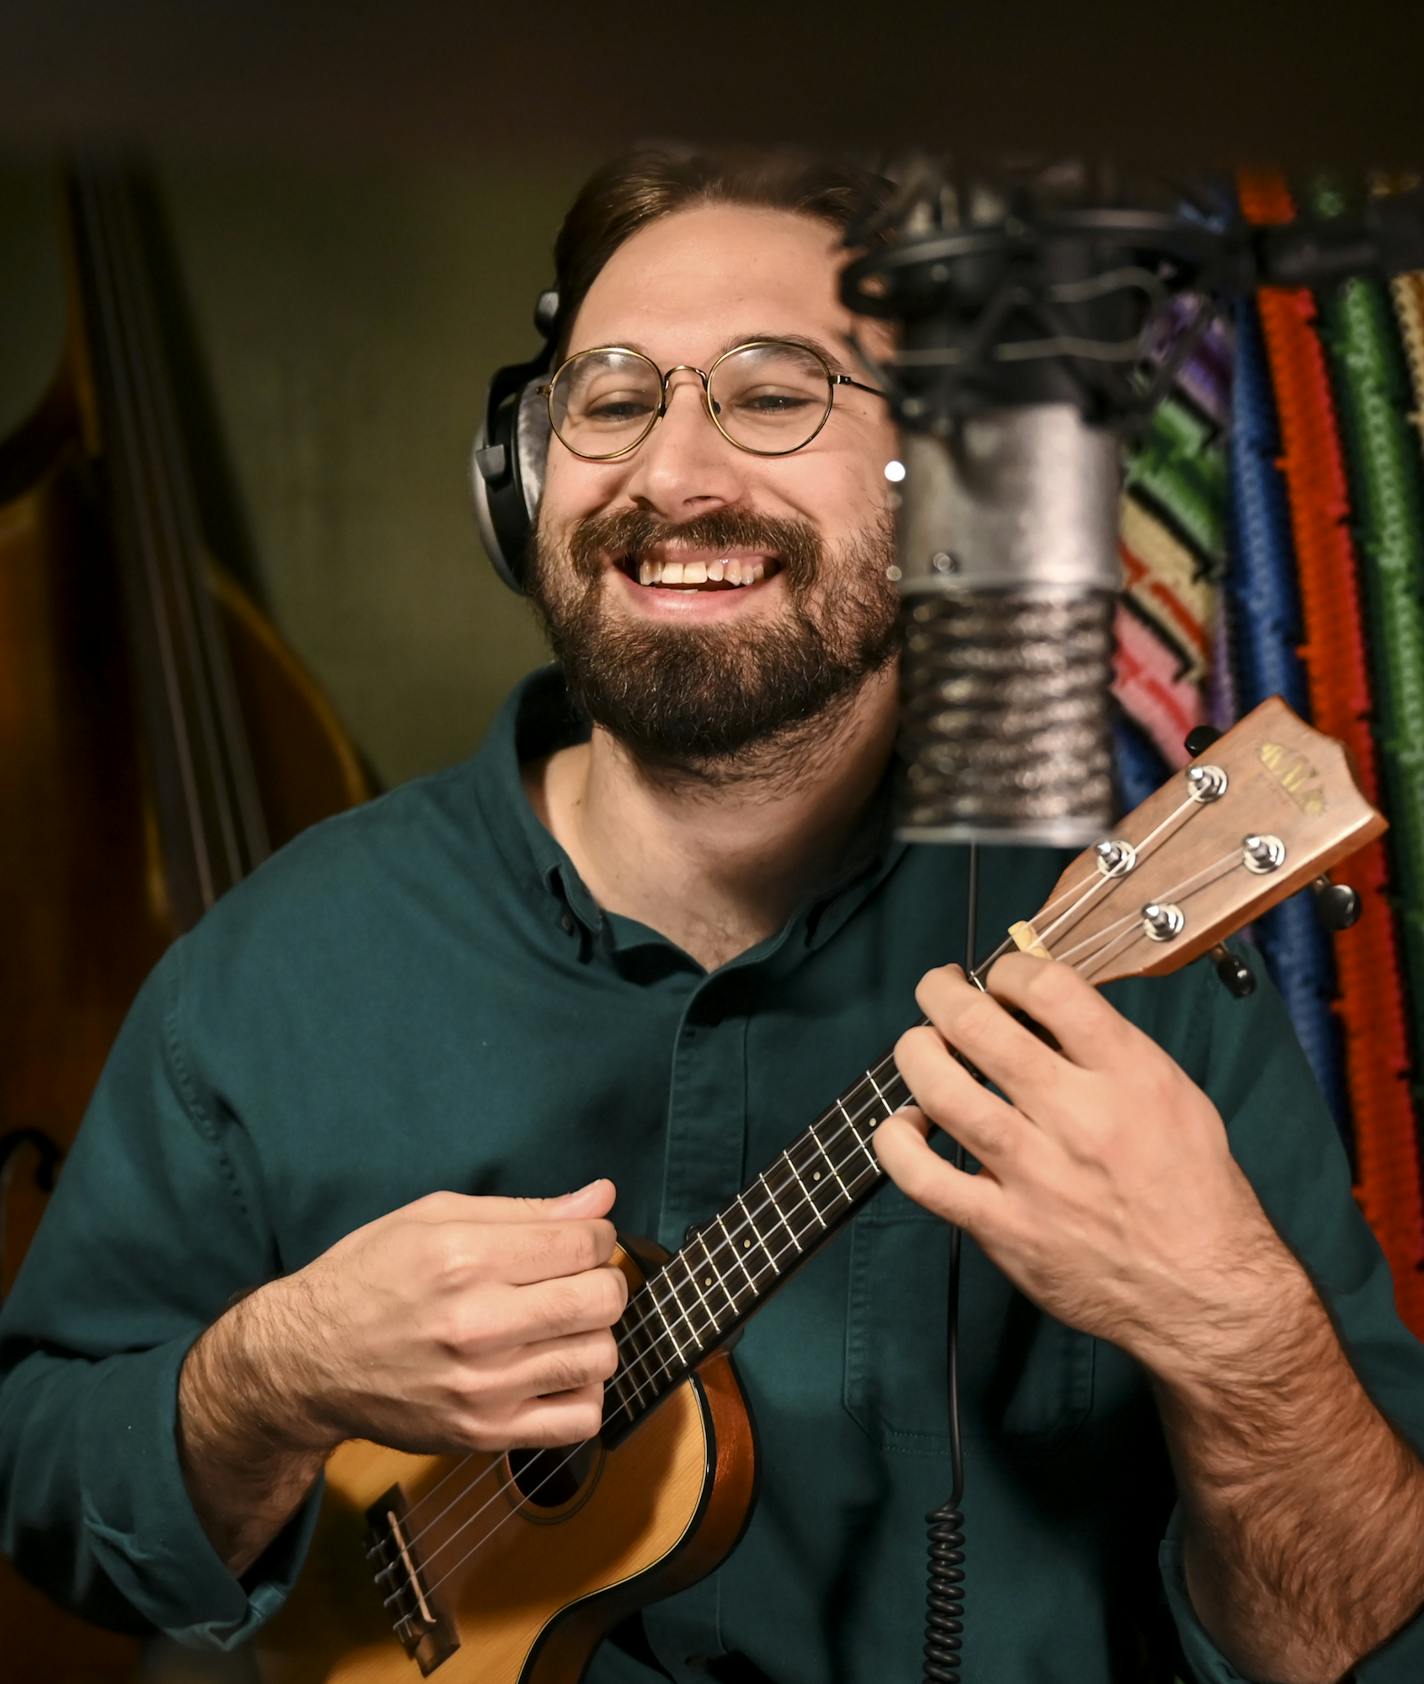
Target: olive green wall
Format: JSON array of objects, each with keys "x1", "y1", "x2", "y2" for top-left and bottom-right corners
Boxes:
[{"x1": 1, "y1": 155, "x2": 587, "y2": 787}]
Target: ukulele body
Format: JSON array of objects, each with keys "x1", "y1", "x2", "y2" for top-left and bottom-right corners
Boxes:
[{"x1": 255, "y1": 1241, "x2": 757, "y2": 1684}]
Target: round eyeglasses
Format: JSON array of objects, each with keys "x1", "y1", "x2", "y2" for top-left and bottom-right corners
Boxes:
[{"x1": 540, "y1": 338, "x2": 885, "y2": 461}]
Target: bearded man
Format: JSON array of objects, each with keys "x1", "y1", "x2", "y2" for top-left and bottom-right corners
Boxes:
[{"x1": 2, "y1": 145, "x2": 1424, "y2": 1684}]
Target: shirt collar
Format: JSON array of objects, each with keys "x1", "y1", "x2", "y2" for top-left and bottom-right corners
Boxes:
[{"x1": 476, "y1": 665, "x2": 908, "y2": 965}]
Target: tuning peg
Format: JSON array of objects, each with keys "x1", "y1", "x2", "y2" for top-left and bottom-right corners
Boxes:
[
  {"x1": 1312, "y1": 876, "x2": 1362, "y2": 930},
  {"x1": 1210, "y1": 942, "x2": 1257, "y2": 998},
  {"x1": 1184, "y1": 723, "x2": 1222, "y2": 758}
]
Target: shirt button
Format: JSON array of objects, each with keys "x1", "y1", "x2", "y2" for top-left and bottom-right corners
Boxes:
[{"x1": 559, "y1": 911, "x2": 575, "y2": 934}]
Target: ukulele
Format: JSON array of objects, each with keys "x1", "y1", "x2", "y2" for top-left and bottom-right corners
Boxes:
[{"x1": 255, "y1": 695, "x2": 1385, "y2": 1683}]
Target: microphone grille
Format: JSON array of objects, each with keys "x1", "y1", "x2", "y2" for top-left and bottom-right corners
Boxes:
[{"x1": 896, "y1": 589, "x2": 1116, "y2": 846}]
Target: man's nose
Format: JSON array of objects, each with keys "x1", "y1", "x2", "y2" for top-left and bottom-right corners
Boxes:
[{"x1": 619, "y1": 367, "x2": 748, "y2": 517}]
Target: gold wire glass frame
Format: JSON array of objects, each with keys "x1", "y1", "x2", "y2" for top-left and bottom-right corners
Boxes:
[{"x1": 539, "y1": 338, "x2": 885, "y2": 460}]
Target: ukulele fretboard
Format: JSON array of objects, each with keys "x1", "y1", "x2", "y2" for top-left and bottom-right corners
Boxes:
[{"x1": 604, "y1": 1051, "x2": 912, "y2": 1436}]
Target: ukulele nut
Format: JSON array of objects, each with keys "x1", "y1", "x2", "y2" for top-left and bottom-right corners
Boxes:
[
  {"x1": 1242, "y1": 833, "x2": 1287, "y2": 874},
  {"x1": 1142, "y1": 902, "x2": 1186, "y2": 941},
  {"x1": 1094, "y1": 838, "x2": 1137, "y2": 877},
  {"x1": 1186, "y1": 763, "x2": 1228, "y2": 802}
]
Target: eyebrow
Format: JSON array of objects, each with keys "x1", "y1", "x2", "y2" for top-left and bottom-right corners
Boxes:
[{"x1": 593, "y1": 331, "x2": 857, "y2": 377}]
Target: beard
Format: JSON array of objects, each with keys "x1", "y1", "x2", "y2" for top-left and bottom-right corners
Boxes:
[{"x1": 526, "y1": 504, "x2": 900, "y2": 781}]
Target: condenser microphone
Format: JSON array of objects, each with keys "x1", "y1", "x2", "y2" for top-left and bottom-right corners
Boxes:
[
  {"x1": 841, "y1": 162, "x2": 1160, "y2": 846},
  {"x1": 890, "y1": 407, "x2": 1121, "y2": 846},
  {"x1": 841, "y1": 161, "x2": 1424, "y2": 847}
]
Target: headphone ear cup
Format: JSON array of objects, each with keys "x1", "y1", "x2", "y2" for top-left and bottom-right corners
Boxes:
[
  {"x1": 471, "y1": 379, "x2": 548, "y2": 593},
  {"x1": 513, "y1": 379, "x2": 551, "y2": 518},
  {"x1": 472, "y1": 290, "x2": 559, "y2": 594}
]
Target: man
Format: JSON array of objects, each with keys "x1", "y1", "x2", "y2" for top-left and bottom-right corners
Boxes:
[{"x1": 2, "y1": 145, "x2": 1423, "y2": 1684}]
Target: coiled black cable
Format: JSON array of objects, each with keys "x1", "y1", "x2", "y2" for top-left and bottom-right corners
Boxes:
[
  {"x1": 922, "y1": 1196, "x2": 966, "y2": 1681},
  {"x1": 922, "y1": 842, "x2": 977, "y2": 1683}
]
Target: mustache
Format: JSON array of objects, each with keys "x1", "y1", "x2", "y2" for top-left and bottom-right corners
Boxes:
[{"x1": 566, "y1": 507, "x2": 822, "y2": 588}]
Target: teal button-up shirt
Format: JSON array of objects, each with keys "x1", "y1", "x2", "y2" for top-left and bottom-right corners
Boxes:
[{"x1": 4, "y1": 668, "x2": 1424, "y2": 1683}]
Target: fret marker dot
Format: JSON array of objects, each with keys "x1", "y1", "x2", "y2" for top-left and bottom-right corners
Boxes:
[
  {"x1": 813, "y1": 1171, "x2": 821, "y2": 1180},
  {"x1": 704, "y1": 1277, "x2": 712, "y2": 1287},
  {"x1": 743, "y1": 1239, "x2": 751, "y2": 1249}
]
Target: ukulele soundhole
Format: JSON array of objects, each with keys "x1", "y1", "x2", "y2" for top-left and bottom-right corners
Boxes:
[{"x1": 505, "y1": 1441, "x2": 602, "y2": 1516}]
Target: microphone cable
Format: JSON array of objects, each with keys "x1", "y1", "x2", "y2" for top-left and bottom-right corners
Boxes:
[{"x1": 922, "y1": 839, "x2": 976, "y2": 1682}]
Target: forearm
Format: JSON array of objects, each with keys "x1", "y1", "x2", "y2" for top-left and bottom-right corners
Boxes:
[
  {"x1": 1148, "y1": 1254, "x2": 1424, "y2": 1684},
  {"x1": 177, "y1": 1282, "x2": 330, "y2": 1579}
]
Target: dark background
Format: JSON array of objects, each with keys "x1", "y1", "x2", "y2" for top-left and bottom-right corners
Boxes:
[{"x1": 2, "y1": 0, "x2": 1420, "y2": 782}]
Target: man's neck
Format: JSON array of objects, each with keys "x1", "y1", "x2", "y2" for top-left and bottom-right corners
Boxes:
[{"x1": 524, "y1": 669, "x2": 900, "y2": 972}]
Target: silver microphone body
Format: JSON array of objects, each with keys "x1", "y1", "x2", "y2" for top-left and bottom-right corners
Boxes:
[{"x1": 892, "y1": 405, "x2": 1122, "y2": 847}]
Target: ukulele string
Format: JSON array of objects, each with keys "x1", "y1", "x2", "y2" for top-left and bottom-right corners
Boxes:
[
  {"x1": 383, "y1": 1082, "x2": 892, "y2": 1607},
  {"x1": 387, "y1": 1009, "x2": 957, "y2": 1559},
  {"x1": 598, "y1": 792, "x2": 1223, "y2": 1417},
  {"x1": 381, "y1": 1062, "x2": 896, "y2": 1566},
  {"x1": 398, "y1": 852, "x2": 1218, "y2": 1613},
  {"x1": 1032, "y1": 794, "x2": 1201, "y2": 950},
  {"x1": 383, "y1": 809, "x2": 1222, "y2": 1572},
  {"x1": 384, "y1": 808, "x2": 1237, "y2": 1599},
  {"x1": 405, "y1": 1109, "x2": 893, "y2": 1613},
  {"x1": 1053, "y1": 848, "x2": 1245, "y2": 975}
]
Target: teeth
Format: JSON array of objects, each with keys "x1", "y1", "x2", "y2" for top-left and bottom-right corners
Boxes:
[{"x1": 630, "y1": 556, "x2": 773, "y2": 588}]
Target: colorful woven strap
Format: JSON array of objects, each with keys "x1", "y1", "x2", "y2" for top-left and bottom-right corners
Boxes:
[
  {"x1": 1238, "y1": 169, "x2": 1424, "y2": 1334},
  {"x1": 1310, "y1": 178, "x2": 1424, "y2": 1054},
  {"x1": 1227, "y1": 292, "x2": 1349, "y2": 1139},
  {"x1": 1114, "y1": 302, "x2": 1227, "y2": 773}
]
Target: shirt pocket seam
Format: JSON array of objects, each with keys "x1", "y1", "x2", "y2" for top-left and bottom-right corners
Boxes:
[{"x1": 843, "y1": 1202, "x2": 1097, "y2": 1453}]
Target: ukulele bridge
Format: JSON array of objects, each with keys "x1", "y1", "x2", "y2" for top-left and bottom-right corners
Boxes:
[{"x1": 366, "y1": 1484, "x2": 460, "y2": 1676}]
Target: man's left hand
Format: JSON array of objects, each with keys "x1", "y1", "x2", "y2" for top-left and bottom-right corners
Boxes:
[{"x1": 876, "y1": 954, "x2": 1293, "y2": 1378}]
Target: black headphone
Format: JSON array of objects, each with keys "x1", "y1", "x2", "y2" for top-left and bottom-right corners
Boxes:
[{"x1": 470, "y1": 288, "x2": 560, "y2": 593}]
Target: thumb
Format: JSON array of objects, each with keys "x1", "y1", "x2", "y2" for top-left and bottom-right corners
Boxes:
[{"x1": 545, "y1": 1177, "x2": 617, "y2": 1217}]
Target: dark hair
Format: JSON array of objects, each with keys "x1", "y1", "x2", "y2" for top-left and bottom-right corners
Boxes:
[{"x1": 549, "y1": 143, "x2": 893, "y2": 354}]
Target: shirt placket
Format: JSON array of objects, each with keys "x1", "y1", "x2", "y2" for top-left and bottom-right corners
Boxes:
[{"x1": 639, "y1": 976, "x2": 750, "y2": 1678}]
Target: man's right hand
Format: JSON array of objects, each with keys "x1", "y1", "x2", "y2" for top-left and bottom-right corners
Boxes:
[
  {"x1": 175, "y1": 1179, "x2": 626, "y2": 1575},
  {"x1": 273, "y1": 1178, "x2": 628, "y2": 1453}
]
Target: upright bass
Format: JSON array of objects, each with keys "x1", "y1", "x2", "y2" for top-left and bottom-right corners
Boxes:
[{"x1": 0, "y1": 162, "x2": 371, "y2": 1679}]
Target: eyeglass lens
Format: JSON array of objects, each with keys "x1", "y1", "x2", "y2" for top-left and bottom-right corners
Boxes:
[{"x1": 549, "y1": 343, "x2": 834, "y2": 457}]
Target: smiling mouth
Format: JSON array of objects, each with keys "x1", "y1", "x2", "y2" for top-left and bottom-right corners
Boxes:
[{"x1": 617, "y1": 554, "x2": 783, "y2": 591}]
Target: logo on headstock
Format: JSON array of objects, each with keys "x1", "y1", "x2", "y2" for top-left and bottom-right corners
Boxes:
[{"x1": 1259, "y1": 741, "x2": 1328, "y2": 816}]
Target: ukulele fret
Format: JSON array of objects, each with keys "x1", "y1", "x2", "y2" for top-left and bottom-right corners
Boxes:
[
  {"x1": 688, "y1": 1228, "x2": 739, "y2": 1322},
  {"x1": 805, "y1": 1117, "x2": 855, "y2": 1203},
  {"x1": 836, "y1": 1095, "x2": 881, "y2": 1173},
  {"x1": 674, "y1": 1247, "x2": 723, "y2": 1342},
  {"x1": 781, "y1": 1150, "x2": 828, "y2": 1231}
]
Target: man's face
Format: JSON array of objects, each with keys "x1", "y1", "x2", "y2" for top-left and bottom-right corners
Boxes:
[{"x1": 530, "y1": 202, "x2": 901, "y2": 775}]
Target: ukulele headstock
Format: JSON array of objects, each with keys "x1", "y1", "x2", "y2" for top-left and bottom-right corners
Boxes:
[{"x1": 1012, "y1": 697, "x2": 1386, "y2": 984}]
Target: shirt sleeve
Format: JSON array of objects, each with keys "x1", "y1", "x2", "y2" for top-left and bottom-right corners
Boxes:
[
  {"x1": 1156, "y1": 963, "x2": 1424, "y2": 1683},
  {"x1": 0, "y1": 941, "x2": 321, "y2": 1647}
]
